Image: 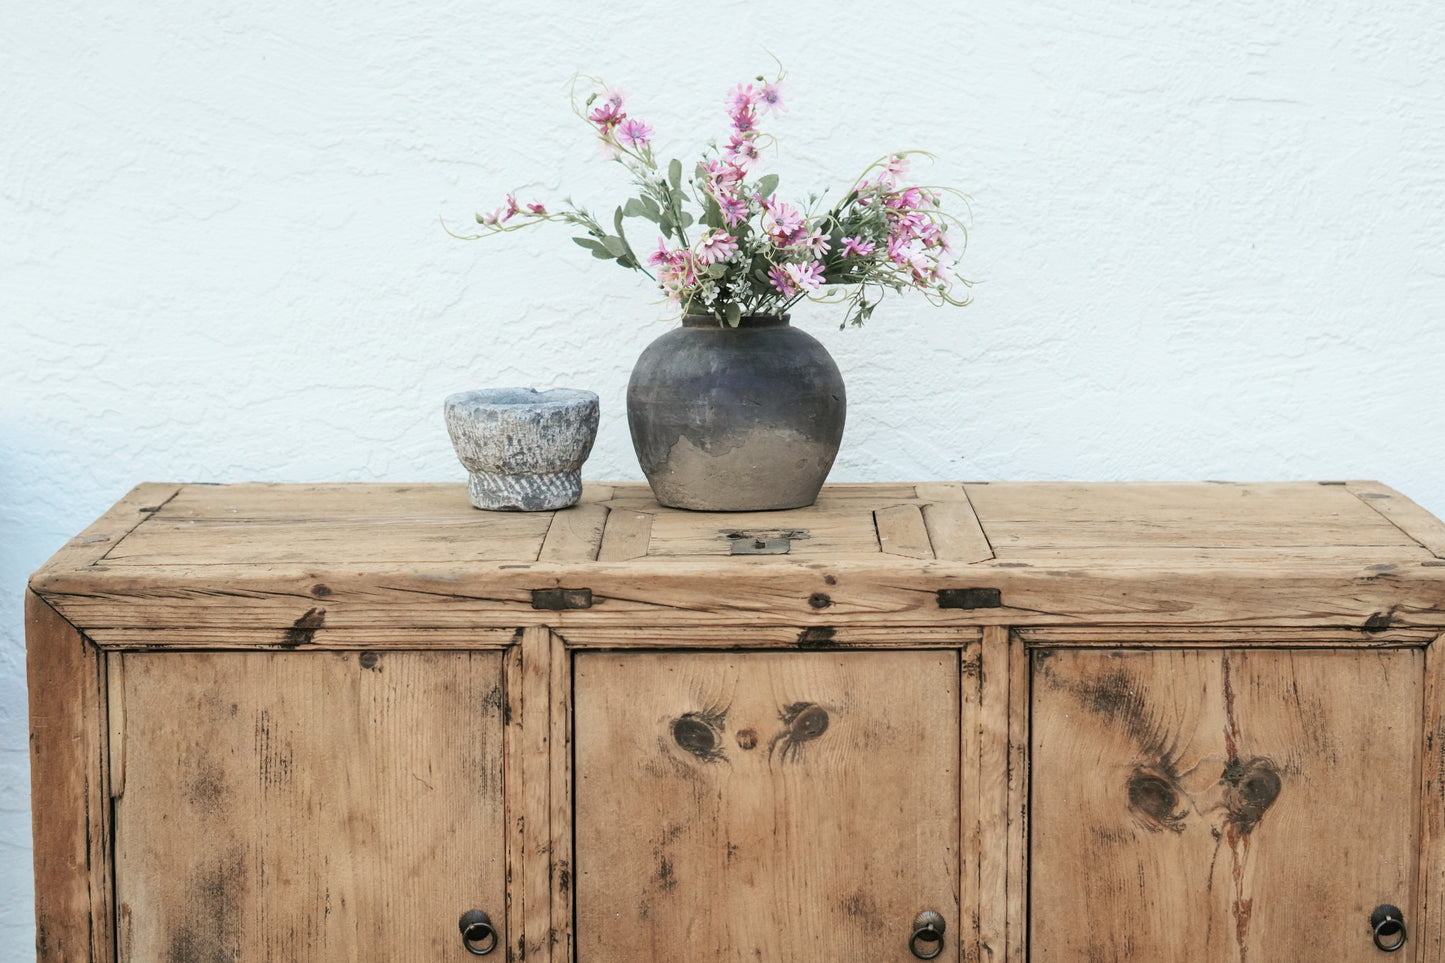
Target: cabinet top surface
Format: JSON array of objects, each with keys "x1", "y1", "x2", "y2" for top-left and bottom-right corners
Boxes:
[{"x1": 28, "y1": 480, "x2": 1445, "y2": 635}]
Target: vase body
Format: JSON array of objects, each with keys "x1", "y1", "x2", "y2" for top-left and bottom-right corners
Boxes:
[{"x1": 627, "y1": 314, "x2": 846, "y2": 511}]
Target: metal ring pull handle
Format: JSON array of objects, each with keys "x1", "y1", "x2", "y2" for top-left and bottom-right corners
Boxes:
[
  {"x1": 910, "y1": 910, "x2": 946, "y2": 960},
  {"x1": 458, "y1": 909, "x2": 497, "y2": 956},
  {"x1": 1371, "y1": 904, "x2": 1407, "y2": 953}
]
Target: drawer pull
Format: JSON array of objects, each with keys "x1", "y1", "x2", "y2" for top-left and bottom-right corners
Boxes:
[
  {"x1": 910, "y1": 910, "x2": 946, "y2": 960},
  {"x1": 458, "y1": 909, "x2": 497, "y2": 956},
  {"x1": 1371, "y1": 904, "x2": 1406, "y2": 953}
]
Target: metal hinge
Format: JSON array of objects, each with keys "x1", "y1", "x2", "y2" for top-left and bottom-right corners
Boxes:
[{"x1": 531, "y1": 588, "x2": 594, "y2": 610}]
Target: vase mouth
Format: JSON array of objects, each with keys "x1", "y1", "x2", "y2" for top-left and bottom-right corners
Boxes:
[{"x1": 681, "y1": 313, "x2": 789, "y2": 329}]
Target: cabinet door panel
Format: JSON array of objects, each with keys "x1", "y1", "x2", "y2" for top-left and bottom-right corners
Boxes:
[
  {"x1": 114, "y1": 650, "x2": 505, "y2": 962},
  {"x1": 574, "y1": 649, "x2": 960, "y2": 962},
  {"x1": 1031, "y1": 647, "x2": 1421, "y2": 962}
]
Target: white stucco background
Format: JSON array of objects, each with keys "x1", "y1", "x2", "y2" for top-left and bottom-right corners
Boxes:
[{"x1": 4, "y1": 0, "x2": 1444, "y2": 956}]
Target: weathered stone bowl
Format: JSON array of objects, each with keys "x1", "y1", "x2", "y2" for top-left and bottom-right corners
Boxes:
[{"x1": 443, "y1": 387, "x2": 599, "y2": 511}]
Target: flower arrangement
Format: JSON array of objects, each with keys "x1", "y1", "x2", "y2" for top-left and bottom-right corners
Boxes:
[{"x1": 460, "y1": 69, "x2": 971, "y2": 328}]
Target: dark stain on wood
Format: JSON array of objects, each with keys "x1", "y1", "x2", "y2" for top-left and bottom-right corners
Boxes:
[
  {"x1": 770, "y1": 702, "x2": 830, "y2": 762},
  {"x1": 656, "y1": 856, "x2": 677, "y2": 891},
  {"x1": 735, "y1": 727, "x2": 758, "y2": 750},
  {"x1": 1127, "y1": 766, "x2": 1187, "y2": 833},
  {"x1": 167, "y1": 849, "x2": 244, "y2": 963},
  {"x1": 358, "y1": 651, "x2": 382, "y2": 672},
  {"x1": 673, "y1": 711, "x2": 726, "y2": 762},
  {"x1": 310, "y1": 583, "x2": 331, "y2": 597},
  {"x1": 808, "y1": 592, "x2": 832, "y2": 609},
  {"x1": 796, "y1": 626, "x2": 837, "y2": 648},
  {"x1": 1363, "y1": 608, "x2": 1396, "y2": 631},
  {"x1": 1221, "y1": 757, "x2": 1281, "y2": 832},
  {"x1": 281, "y1": 607, "x2": 325, "y2": 648}
]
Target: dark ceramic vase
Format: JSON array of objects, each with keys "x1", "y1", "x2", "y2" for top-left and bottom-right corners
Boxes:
[{"x1": 626, "y1": 314, "x2": 846, "y2": 511}]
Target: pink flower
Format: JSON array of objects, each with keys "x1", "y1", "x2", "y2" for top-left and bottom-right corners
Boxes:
[
  {"x1": 717, "y1": 193, "x2": 748, "y2": 226},
  {"x1": 767, "y1": 264, "x2": 795, "y2": 296},
  {"x1": 761, "y1": 196, "x2": 805, "y2": 245},
  {"x1": 616, "y1": 117, "x2": 653, "y2": 148},
  {"x1": 647, "y1": 236, "x2": 683, "y2": 267},
  {"x1": 879, "y1": 154, "x2": 909, "y2": 185},
  {"x1": 841, "y1": 236, "x2": 875, "y2": 257},
  {"x1": 588, "y1": 101, "x2": 623, "y2": 130},
  {"x1": 730, "y1": 106, "x2": 758, "y2": 135},
  {"x1": 724, "y1": 135, "x2": 760, "y2": 170},
  {"x1": 784, "y1": 260, "x2": 825, "y2": 293},
  {"x1": 702, "y1": 160, "x2": 743, "y2": 197},
  {"x1": 695, "y1": 231, "x2": 738, "y2": 265},
  {"x1": 805, "y1": 230, "x2": 830, "y2": 257},
  {"x1": 526, "y1": 200, "x2": 547, "y2": 215},
  {"x1": 758, "y1": 83, "x2": 785, "y2": 116},
  {"x1": 726, "y1": 83, "x2": 757, "y2": 114}
]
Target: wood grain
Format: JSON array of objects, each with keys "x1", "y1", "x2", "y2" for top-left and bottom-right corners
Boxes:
[
  {"x1": 112, "y1": 650, "x2": 506, "y2": 962},
  {"x1": 1030, "y1": 646, "x2": 1422, "y2": 962},
  {"x1": 876, "y1": 503, "x2": 935, "y2": 559},
  {"x1": 574, "y1": 649, "x2": 961, "y2": 962},
  {"x1": 26, "y1": 591, "x2": 114, "y2": 963}
]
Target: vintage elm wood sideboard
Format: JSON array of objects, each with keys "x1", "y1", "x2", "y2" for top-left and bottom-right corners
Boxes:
[{"x1": 26, "y1": 480, "x2": 1445, "y2": 962}]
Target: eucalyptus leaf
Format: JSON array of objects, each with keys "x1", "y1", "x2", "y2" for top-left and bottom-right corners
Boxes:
[
  {"x1": 668, "y1": 158, "x2": 682, "y2": 191},
  {"x1": 601, "y1": 235, "x2": 628, "y2": 257},
  {"x1": 724, "y1": 302, "x2": 741, "y2": 327},
  {"x1": 755, "y1": 173, "x2": 779, "y2": 199},
  {"x1": 573, "y1": 236, "x2": 612, "y2": 258}
]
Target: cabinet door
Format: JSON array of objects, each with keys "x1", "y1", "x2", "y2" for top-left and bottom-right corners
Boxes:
[
  {"x1": 574, "y1": 649, "x2": 961, "y2": 962},
  {"x1": 1031, "y1": 647, "x2": 1421, "y2": 962},
  {"x1": 113, "y1": 650, "x2": 506, "y2": 961}
]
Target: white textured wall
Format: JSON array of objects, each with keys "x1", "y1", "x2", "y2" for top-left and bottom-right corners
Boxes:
[{"x1": 5, "y1": 0, "x2": 1445, "y2": 956}]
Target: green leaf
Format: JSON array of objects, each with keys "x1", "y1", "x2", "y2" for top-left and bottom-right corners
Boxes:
[
  {"x1": 573, "y1": 236, "x2": 612, "y2": 258},
  {"x1": 623, "y1": 198, "x2": 647, "y2": 218},
  {"x1": 755, "y1": 173, "x2": 779, "y2": 199},
  {"x1": 706, "y1": 262, "x2": 728, "y2": 278},
  {"x1": 701, "y1": 194, "x2": 723, "y2": 231},
  {"x1": 724, "y1": 302, "x2": 741, "y2": 327},
  {"x1": 668, "y1": 158, "x2": 683, "y2": 191},
  {"x1": 601, "y1": 235, "x2": 628, "y2": 257}
]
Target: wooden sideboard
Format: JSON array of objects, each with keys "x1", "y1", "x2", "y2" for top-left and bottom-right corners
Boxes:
[{"x1": 27, "y1": 480, "x2": 1445, "y2": 961}]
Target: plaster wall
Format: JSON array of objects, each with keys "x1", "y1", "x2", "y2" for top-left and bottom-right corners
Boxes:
[{"x1": 4, "y1": 0, "x2": 1445, "y2": 956}]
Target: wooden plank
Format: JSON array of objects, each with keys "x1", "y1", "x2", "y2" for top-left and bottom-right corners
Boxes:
[
  {"x1": 503, "y1": 643, "x2": 525, "y2": 962},
  {"x1": 920, "y1": 485, "x2": 994, "y2": 563},
  {"x1": 37, "y1": 560, "x2": 1445, "y2": 633},
  {"x1": 539, "y1": 503, "x2": 609, "y2": 562},
  {"x1": 875, "y1": 504, "x2": 935, "y2": 559},
  {"x1": 574, "y1": 649, "x2": 960, "y2": 962},
  {"x1": 969, "y1": 481, "x2": 1419, "y2": 550},
  {"x1": 1419, "y1": 633, "x2": 1445, "y2": 962},
  {"x1": 1018, "y1": 626, "x2": 1439, "y2": 646},
  {"x1": 30, "y1": 482, "x2": 180, "y2": 579},
  {"x1": 555, "y1": 625, "x2": 985, "y2": 649},
  {"x1": 86, "y1": 626, "x2": 523, "y2": 650},
  {"x1": 112, "y1": 649, "x2": 506, "y2": 961},
  {"x1": 976, "y1": 625, "x2": 1009, "y2": 961},
  {"x1": 597, "y1": 510, "x2": 652, "y2": 561},
  {"x1": 959, "y1": 639, "x2": 984, "y2": 962},
  {"x1": 1006, "y1": 632, "x2": 1029, "y2": 963},
  {"x1": 107, "y1": 654, "x2": 125, "y2": 799},
  {"x1": 1029, "y1": 647, "x2": 1421, "y2": 961},
  {"x1": 642, "y1": 504, "x2": 883, "y2": 558},
  {"x1": 520, "y1": 627, "x2": 553, "y2": 963},
  {"x1": 549, "y1": 630, "x2": 573, "y2": 963},
  {"x1": 1351, "y1": 481, "x2": 1445, "y2": 559},
  {"x1": 26, "y1": 590, "x2": 114, "y2": 963},
  {"x1": 104, "y1": 514, "x2": 553, "y2": 566}
]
